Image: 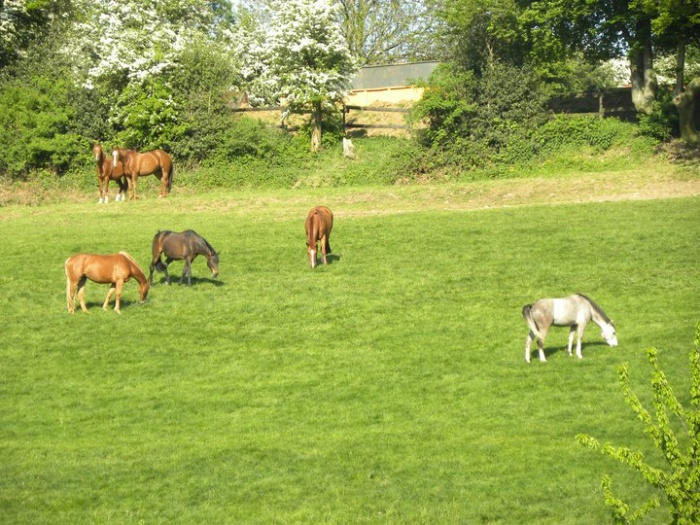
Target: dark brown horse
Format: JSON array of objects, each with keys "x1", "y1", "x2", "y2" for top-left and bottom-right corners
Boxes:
[
  {"x1": 150, "y1": 230, "x2": 219, "y2": 286},
  {"x1": 305, "y1": 206, "x2": 333, "y2": 268},
  {"x1": 93, "y1": 143, "x2": 127, "y2": 203},
  {"x1": 65, "y1": 252, "x2": 149, "y2": 314},
  {"x1": 112, "y1": 147, "x2": 173, "y2": 199}
]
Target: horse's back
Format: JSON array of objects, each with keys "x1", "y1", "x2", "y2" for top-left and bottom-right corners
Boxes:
[
  {"x1": 153, "y1": 149, "x2": 172, "y2": 167},
  {"x1": 157, "y1": 230, "x2": 193, "y2": 258},
  {"x1": 65, "y1": 253, "x2": 126, "y2": 282},
  {"x1": 307, "y1": 206, "x2": 333, "y2": 235}
]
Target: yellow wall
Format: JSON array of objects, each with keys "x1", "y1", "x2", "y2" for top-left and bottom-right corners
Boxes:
[{"x1": 346, "y1": 86, "x2": 425, "y2": 107}]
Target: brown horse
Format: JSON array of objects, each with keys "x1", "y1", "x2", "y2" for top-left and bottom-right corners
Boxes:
[
  {"x1": 305, "y1": 206, "x2": 333, "y2": 268},
  {"x1": 112, "y1": 147, "x2": 173, "y2": 199},
  {"x1": 65, "y1": 252, "x2": 149, "y2": 314},
  {"x1": 150, "y1": 230, "x2": 219, "y2": 286},
  {"x1": 93, "y1": 143, "x2": 127, "y2": 203}
]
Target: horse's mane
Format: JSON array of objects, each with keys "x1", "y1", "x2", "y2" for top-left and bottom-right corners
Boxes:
[
  {"x1": 185, "y1": 230, "x2": 217, "y2": 255},
  {"x1": 118, "y1": 251, "x2": 146, "y2": 278},
  {"x1": 576, "y1": 293, "x2": 611, "y2": 323}
]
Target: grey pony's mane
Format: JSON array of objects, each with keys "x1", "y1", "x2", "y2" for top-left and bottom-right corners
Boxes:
[{"x1": 576, "y1": 293, "x2": 611, "y2": 324}]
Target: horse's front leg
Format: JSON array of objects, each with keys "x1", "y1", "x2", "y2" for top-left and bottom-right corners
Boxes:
[
  {"x1": 103, "y1": 284, "x2": 115, "y2": 311},
  {"x1": 98, "y1": 177, "x2": 105, "y2": 203},
  {"x1": 105, "y1": 281, "x2": 123, "y2": 313},
  {"x1": 118, "y1": 177, "x2": 128, "y2": 202},
  {"x1": 320, "y1": 235, "x2": 328, "y2": 265}
]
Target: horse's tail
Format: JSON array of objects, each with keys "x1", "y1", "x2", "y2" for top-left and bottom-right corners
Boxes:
[
  {"x1": 166, "y1": 160, "x2": 174, "y2": 193},
  {"x1": 522, "y1": 304, "x2": 544, "y2": 341},
  {"x1": 65, "y1": 257, "x2": 74, "y2": 313}
]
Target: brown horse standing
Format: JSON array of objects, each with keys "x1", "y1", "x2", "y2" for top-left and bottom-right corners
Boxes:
[
  {"x1": 65, "y1": 252, "x2": 149, "y2": 314},
  {"x1": 93, "y1": 143, "x2": 127, "y2": 203},
  {"x1": 305, "y1": 206, "x2": 333, "y2": 268},
  {"x1": 150, "y1": 230, "x2": 219, "y2": 286},
  {"x1": 112, "y1": 147, "x2": 173, "y2": 199}
]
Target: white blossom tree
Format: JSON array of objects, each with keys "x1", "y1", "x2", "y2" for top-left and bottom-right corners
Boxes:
[
  {"x1": 68, "y1": 0, "x2": 227, "y2": 85},
  {"x1": 62, "y1": 0, "x2": 236, "y2": 147},
  {"x1": 260, "y1": 0, "x2": 358, "y2": 152}
]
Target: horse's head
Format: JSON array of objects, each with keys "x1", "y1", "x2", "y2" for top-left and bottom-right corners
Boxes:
[
  {"x1": 207, "y1": 252, "x2": 220, "y2": 279},
  {"x1": 93, "y1": 143, "x2": 103, "y2": 162},
  {"x1": 307, "y1": 242, "x2": 317, "y2": 268},
  {"x1": 139, "y1": 280, "x2": 150, "y2": 303},
  {"x1": 601, "y1": 322, "x2": 618, "y2": 347},
  {"x1": 112, "y1": 148, "x2": 121, "y2": 168}
]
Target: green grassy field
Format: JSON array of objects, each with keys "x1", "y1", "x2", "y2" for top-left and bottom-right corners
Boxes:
[{"x1": 1, "y1": 179, "x2": 699, "y2": 523}]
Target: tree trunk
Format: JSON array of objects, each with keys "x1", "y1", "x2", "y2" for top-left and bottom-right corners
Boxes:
[
  {"x1": 629, "y1": 19, "x2": 657, "y2": 115},
  {"x1": 311, "y1": 101, "x2": 322, "y2": 153},
  {"x1": 675, "y1": 40, "x2": 685, "y2": 96},
  {"x1": 674, "y1": 76, "x2": 700, "y2": 144}
]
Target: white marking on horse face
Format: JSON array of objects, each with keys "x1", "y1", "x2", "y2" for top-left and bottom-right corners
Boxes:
[
  {"x1": 309, "y1": 249, "x2": 316, "y2": 268},
  {"x1": 112, "y1": 150, "x2": 119, "y2": 168},
  {"x1": 602, "y1": 324, "x2": 618, "y2": 347}
]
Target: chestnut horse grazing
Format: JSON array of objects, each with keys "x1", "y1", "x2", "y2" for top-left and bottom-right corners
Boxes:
[
  {"x1": 150, "y1": 230, "x2": 219, "y2": 286},
  {"x1": 305, "y1": 206, "x2": 333, "y2": 268},
  {"x1": 112, "y1": 147, "x2": 173, "y2": 199},
  {"x1": 65, "y1": 252, "x2": 149, "y2": 314},
  {"x1": 93, "y1": 143, "x2": 127, "y2": 203},
  {"x1": 522, "y1": 293, "x2": 617, "y2": 363}
]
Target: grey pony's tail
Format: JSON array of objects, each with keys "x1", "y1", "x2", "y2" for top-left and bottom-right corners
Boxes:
[{"x1": 522, "y1": 304, "x2": 544, "y2": 341}]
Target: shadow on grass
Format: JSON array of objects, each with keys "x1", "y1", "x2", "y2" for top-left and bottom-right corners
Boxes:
[
  {"x1": 543, "y1": 340, "x2": 611, "y2": 360},
  {"x1": 149, "y1": 276, "x2": 225, "y2": 287}
]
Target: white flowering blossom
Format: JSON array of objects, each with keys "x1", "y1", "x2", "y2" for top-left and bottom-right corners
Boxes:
[
  {"x1": 66, "y1": 0, "x2": 220, "y2": 86},
  {"x1": 0, "y1": 0, "x2": 28, "y2": 46},
  {"x1": 253, "y1": 0, "x2": 358, "y2": 110}
]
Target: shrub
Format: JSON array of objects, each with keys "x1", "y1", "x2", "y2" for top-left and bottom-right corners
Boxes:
[
  {"x1": 0, "y1": 77, "x2": 85, "y2": 179},
  {"x1": 577, "y1": 323, "x2": 700, "y2": 524}
]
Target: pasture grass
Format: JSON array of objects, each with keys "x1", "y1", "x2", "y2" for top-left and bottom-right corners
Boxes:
[{"x1": 0, "y1": 183, "x2": 698, "y2": 524}]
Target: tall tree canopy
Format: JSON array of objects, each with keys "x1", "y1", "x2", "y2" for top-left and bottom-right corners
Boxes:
[
  {"x1": 338, "y1": 0, "x2": 438, "y2": 64},
  {"x1": 434, "y1": 0, "x2": 700, "y2": 141}
]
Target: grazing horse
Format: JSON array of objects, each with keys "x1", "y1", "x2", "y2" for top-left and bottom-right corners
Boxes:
[
  {"x1": 305, "y1": 206, "x2": 333, "y2": 268},
  {"x1": 65, "y1": 252, "x2": 149, "y2": 314},
  {"x1": 150, "y1": 230, "x2": 219, "y2": 286},
  {"x1": 93, "y1": 143, "x2": 127, "y2": 203},
  {"x1": 112, "y1": 147, "x2": 173, "y2": 199},
  {"x1": 522, "y1": 293, "x2": 617, "y2": 363}
]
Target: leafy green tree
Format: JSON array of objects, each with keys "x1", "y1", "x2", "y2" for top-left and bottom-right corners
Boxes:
[
  {"x1": 64, "y1": 0, "x2": 237, "y2": 151},
  {"x1": 0, "y1": 75, "x2": 83, "y2": 178},
  {"x1": 0, "y1": 0, "x2": 74, "y2": 70},
  {"x1": 577, "y1": 323, "x2": 700, "y2": 524},
  {"x1": 632, "y1": 0, "x2": 700, "y2": 142},
  {"x1": 338, "y1": 0, "x2": 438, "y2": 64},
  {"x1": 431, "y1": 0, "x2": 526, "y2": 75},
  {"x1": 412, "y1": 60, "x2": 547, "y2": 170}
]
